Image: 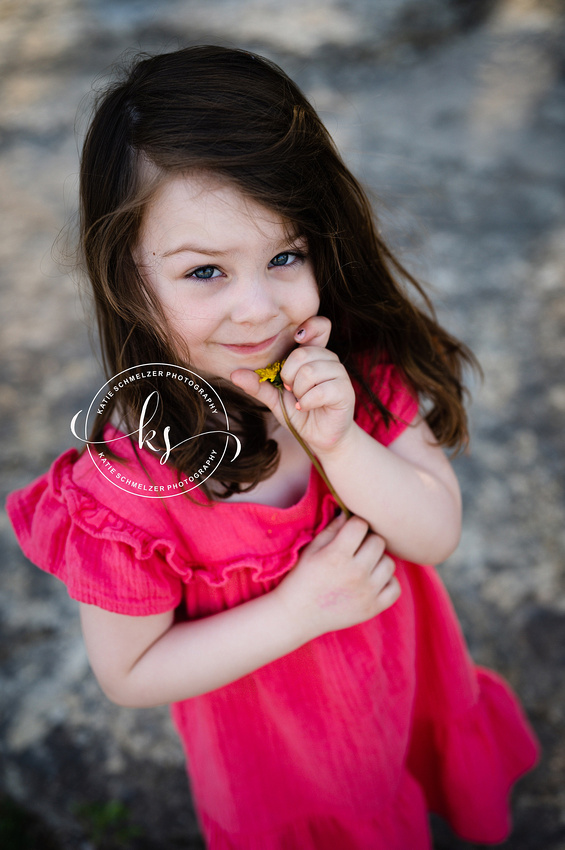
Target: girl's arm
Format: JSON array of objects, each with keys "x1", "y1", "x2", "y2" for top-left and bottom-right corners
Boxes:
[
  {"x1": 79, "y1": 512, "x2": 401, "y2": 708},
  {"x1": 79, "y1": 590, "x2": 301, "y2": 708},
  {"x1": 315, "y1": 416, "x2": 462, "y2": 564},
  {"x1": 232, "y1": 317, "x2": 462, "y2": 565}
]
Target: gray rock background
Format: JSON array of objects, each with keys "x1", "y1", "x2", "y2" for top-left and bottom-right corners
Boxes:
[{"x1": 1, "y1": 0, "x2": 564, "y2": 847}]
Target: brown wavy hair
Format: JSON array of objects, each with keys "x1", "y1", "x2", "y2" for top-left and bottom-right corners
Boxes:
[{"x1": 79, "y1": 44, "x2": 479, "y2": 501}]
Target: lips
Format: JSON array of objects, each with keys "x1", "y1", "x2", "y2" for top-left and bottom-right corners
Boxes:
[{"x1": 220, "y1": 333, "x2": 280, "y2": 353}]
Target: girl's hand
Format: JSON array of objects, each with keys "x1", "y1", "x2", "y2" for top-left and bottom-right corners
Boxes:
[
  {"x1": 274, "y1": 511, "x2": 401, "y2": 642},
  {"x1": 230, "y1": 316, "x2": 356, "y2": 455}
]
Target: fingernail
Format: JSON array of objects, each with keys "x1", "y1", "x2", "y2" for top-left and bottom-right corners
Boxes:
[
  {"x1": 295, "y1": 401, "x2": 301, "y2": 410},
  {"x1": 295, "y1": 328, "x2": 305, "y2": 340},
  {"x1": 283, "y1": 383, "x2": 292, "y2": 392}
]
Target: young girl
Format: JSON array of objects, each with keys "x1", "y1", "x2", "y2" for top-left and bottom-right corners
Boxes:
[{"x1": 6, "y1": 45, "x2": 539, "y2": 850}]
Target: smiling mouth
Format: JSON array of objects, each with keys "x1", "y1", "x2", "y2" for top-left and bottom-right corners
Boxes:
[{"x1": 220, "y1": 334, "x2": 279, "y2": 352}]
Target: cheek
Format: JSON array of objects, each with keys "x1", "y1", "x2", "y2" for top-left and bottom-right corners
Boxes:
[
  {"x1": 149, "y1": 279, "x2": 189, "y2": 325},
  {"x1": 304, "y1": 275, "x2": 321, "y2": 314},
  {"x1": 165, "y1": 306, "x2": 218, "y2": 344}
]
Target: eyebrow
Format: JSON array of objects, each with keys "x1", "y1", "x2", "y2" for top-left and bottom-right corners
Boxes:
[
  {"x1": 161, "y1": 237, "x2": 307, "y2": 260},
  {"x1": 161, "y1": 244, "x2": 231, "y2": 259}
]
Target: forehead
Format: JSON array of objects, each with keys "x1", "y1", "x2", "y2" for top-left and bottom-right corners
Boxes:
[{"x1": 138, "y1": 172, "x2": 296, "y2": 251}]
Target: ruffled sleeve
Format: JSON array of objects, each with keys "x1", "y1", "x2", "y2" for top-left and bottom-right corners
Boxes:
[
  {"x1": 352, "y1": 357, "x2": 420, "y2": 446},
  {"x1": 5, "y1": 449, "x2": 184, "y2": 616}
]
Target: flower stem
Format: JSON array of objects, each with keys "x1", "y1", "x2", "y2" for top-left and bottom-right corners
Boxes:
[{"x1": 278, "y1": 387, "x2": 351, "y2": 518}]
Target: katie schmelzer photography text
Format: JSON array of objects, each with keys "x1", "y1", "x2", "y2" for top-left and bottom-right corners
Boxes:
[{"x1": 70, "y1": 363, "x2": 241, "y2": 499}]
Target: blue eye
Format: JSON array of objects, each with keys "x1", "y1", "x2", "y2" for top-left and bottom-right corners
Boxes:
[
  {"x1": 187, "y1": 266, "x2": 222, "y2": 280},
  {"x1": 269, "y1": 252, "x2": 303, "y2": 267}
]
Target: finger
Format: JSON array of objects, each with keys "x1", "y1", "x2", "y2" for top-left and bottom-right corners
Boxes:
[
  {"x1": 287, "y1": 358, "x2": 343, "y2": 404},
  {"x1": 230, "y1": 368, "x2": 280, "y2": 411},
  {"x1": 331, "y1": 514, "x2": 373, "y2": 555},
  {"x1": 231, "y1": 369, "x2": 306, "y2": 436},
  {"x1": 293, "y1": 315, "x2": 332, "y2": 350},
  {"x1": 377, "y1": 575, "x2": 402, "y2": 608},
  {"x1": 294, "y1": 378, "x2": 351, "y2": 413},
  {"x1": 355, "y1": 532, "x2": 387, "y2": 566},
  {"x1": 307, "y1": 510, "x2": 349, "y2": 554},
  {"x1": 280, "y1": 346, "x2": 338, "y2": 393},
  {"x1": 371, "y1": 553, "x2": 396, "y2": 587}
]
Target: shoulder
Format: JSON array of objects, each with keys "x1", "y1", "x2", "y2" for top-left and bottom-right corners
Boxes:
[
  {"x1": 349, "y1": 351, "x2": 419, "y2": 446},
  {"x1": 7, "y1": 443, "x2": 161, "y2": 545},
  {"x1": 5, "y1": 445, "x2": 190, "y2": 615}
]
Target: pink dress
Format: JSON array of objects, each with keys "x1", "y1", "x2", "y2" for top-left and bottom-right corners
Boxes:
[{"x1": 6, "y1": 362, "x2": 540, "y2": 850}]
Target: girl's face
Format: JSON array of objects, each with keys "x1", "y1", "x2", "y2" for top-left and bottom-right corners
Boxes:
[{"x1": 135, "y1": 172, "x2": 320, "y2": 383}]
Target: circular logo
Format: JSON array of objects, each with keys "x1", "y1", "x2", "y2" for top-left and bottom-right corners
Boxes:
[{"x1": 70, "y1": 363, "x2": 240, "y2": 498}]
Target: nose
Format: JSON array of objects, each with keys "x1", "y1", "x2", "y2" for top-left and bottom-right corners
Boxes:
[{"x1": 229, "y1": 270, "x2": 279, "y2": 326}]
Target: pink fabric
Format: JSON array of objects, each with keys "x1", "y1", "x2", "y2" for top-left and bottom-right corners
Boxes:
[{"x1": 6, "y1": 361, "x2": 540, "y2": 849}]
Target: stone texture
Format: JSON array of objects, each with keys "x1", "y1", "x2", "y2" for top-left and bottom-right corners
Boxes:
[{"x1": 1, "y1": 0, "x2": 564, "y2": 847}]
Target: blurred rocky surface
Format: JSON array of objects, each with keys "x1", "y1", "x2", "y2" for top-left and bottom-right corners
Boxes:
[{"x1": 1, "y1": 0, "x2": 564, "y2": 847}]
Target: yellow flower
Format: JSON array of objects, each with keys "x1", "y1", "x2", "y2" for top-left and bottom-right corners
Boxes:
[{"x1": 254, "y1": 359, "x2": 286, "y2": 387}]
